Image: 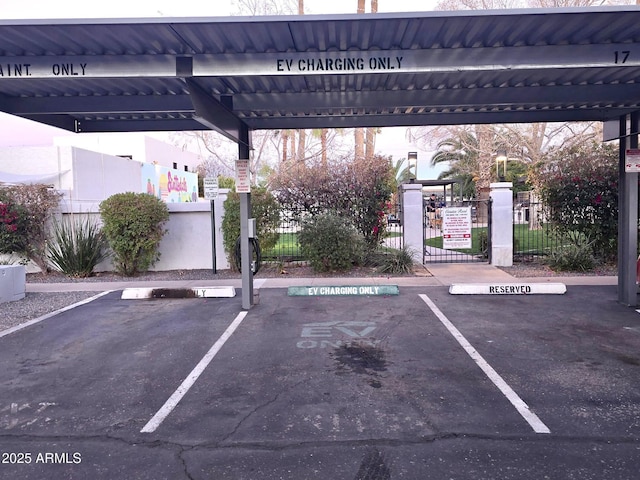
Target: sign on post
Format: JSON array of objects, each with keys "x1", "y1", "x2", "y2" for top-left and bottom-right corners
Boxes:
[
  {"x1": 236, "y1": 160, "x2": 251, "y2": 193},
  {"x1": 203, "y1": 177, "x2": 219, "y2": 274},
  {"x1": 203, "y1": 177, "x2": 219, "y2": 200},
  {"x1": 625, "y1": 149, "x2": 640, "y2": 172},
  {"x1": 442, "y1": 207, "x2": 472, "y2": 249}
]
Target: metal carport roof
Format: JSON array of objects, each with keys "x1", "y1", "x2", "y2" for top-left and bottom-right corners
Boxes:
[
  {"x1": 1, "y1": 6, "x2": 640, "y2": 144},
  {"x1": 2, "y1": 6, "x2": 640, "y2": 308}
]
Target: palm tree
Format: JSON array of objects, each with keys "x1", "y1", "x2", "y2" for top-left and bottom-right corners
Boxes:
[
  {"x1": 392, "y1": 158, "x2": 415, "y2": 185},
  {"x1": 431, "y1": 132, "x2": 480, "y2": 199}
]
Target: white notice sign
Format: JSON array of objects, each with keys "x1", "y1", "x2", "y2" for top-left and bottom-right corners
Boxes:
[
  {"x1": 625, "y1": 149, "x2": 640, "y2": 173},
  {"x1": 203, "y1": 177, "x2": 219, "y2": 200},
  {"x1": 236, "y1": 160, "x2": 251, "y2": 193},
  {"x1": 442, "y1": 207, "x2": 472, "y2": 249}
]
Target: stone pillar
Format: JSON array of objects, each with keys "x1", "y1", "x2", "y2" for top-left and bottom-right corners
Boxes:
[
  {"x1": 401, "y1": 183, "x2": 424, "y2": 262},
  {"x1": 490, "y1": 182, "x2": 513, "y2": 267}
]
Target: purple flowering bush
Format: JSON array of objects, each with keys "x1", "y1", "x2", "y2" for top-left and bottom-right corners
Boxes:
[{"x1": 537, "y1": 141, "x2": 619, "y2": 262}]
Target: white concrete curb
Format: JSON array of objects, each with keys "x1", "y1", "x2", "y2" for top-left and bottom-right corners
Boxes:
[
  {"x1": 449, "y1": 283, "x2": 567, "y2": 295},
  {"x1": 121, "y1": 286, "x2": 236, "y2": 299}
]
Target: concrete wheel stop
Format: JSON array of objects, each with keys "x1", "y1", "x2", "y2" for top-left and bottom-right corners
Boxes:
[{"x1": 121, "y1": 286, "x2": 236, "y2": 300}]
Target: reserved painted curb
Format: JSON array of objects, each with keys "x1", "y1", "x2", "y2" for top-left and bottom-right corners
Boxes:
[
  {"x1": 121, "y1": 286, "x2": 236, "y2": 300},
  {"x1": 449, "y1": 283, "x2": 566, "y2": 295},
  {"x1": 288, "y1": 285, "x2": 399, "y2": 297}
]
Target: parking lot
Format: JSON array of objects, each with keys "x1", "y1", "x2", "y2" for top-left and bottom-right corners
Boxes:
[{"x1": 1, "y1": 284, "x2": 640, "y2": 479}]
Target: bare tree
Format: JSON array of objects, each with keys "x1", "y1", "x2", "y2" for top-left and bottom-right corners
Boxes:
[
  {"x1": 231, "y1": 0, "x2": 299, "y2": 15},
  {"x1": 411, "y1": 0, "x2": 610, "y2": 193}
]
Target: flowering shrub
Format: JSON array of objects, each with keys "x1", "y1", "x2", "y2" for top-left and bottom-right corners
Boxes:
[
  {"x1": 273, "y1": 154, "x2": 395, "y2": 252},
  {"x1": 0, "y1": 200, "x2": 29, "y2": 254},
  {"x1": 0, "y1": 184, "x2": 62, "y2": 272},
  {"x1": 536, "y1": 142, "x2": 618, "y2": 262}
]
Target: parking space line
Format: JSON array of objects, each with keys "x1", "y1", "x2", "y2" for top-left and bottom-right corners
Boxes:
[
  {"x1": 141, "y1": 311, "x2": 248, "y2": 433},
  {"x1": 0, "y1": 291, "x2": 114, "y2": 339},
  {"x1": 419, "y1": 294, "x2": 551, "y2": 434}
]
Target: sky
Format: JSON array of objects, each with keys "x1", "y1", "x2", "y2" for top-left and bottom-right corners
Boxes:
[
  {"x1": 0, "y1": 0, "x2": 441, "y2": 18},
  {"x1": 0, "y1": 0, "x2": 443, "y2": 178}
]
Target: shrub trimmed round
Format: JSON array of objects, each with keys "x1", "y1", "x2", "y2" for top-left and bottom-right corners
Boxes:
[
  {"x1": 298, "y1": 212, "x2": 365, "y2": 272},
  {"x1": 99, "y1": 193, "x2": 169, "y2": 276}
]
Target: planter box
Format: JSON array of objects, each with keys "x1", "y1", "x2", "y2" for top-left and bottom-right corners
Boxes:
[{"x1": 0, "y1": 265, "x2": 26, "y2": 303}]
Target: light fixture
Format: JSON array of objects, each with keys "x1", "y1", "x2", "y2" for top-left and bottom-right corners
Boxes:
[
  {"x1": 408, "y1": 151, "x2": 418, "y2": 182},
  {"x1": 495, "y1": 149, "x2": 507, "y2": 181}
]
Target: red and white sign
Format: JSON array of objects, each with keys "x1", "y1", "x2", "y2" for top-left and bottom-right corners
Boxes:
[
  {"x1": 235, "y1": 159, "x2": 251, "y2": 193},
  {"x1": 625, "y1": 149, "x2": 640, "y2": 173},
  {"x1": 442, "y1": 207, "x2": 472, "y2": 249}
]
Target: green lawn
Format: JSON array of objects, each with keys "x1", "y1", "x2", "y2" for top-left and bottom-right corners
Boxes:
[
  {"x1": 513, "y1": 223, "x2": 556, "y2": 255},
  {"x1": 424, "y1": 224, "x2": 557, "y2": 255},
  {"x1": 262, "y1": 232, "x2": 301, "y2": 259},
  {"x1": 424, "y1": 227, "x2": 488, "y2": 255},
  {"x1": 262, "y1": 230, "x2": 403, "y2": 260}
]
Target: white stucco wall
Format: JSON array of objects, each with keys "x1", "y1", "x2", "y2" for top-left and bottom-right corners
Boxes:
[
  {"x1": 0, "y1": 146, "x2": 74, "y2": 191},
  {"x1": 1, "y1": 143, "x2": 230, "y2": 274},
  {"x1": 54, "y1": 133, "x2": 147, "y2": 161},
  {"x1": 150, "y1": 195, "x2": 229, "y2": 271},
  {"x1": 70, "y1": 148, "x2": 142, "y2": 205},
  {"x1": 143, "y1": 136, "x2": 202, "y2": 172},
  {"x1": 53, "y1": 134, "x2": 202, "y2": 172}
]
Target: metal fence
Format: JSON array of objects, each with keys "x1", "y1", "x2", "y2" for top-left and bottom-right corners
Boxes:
[
  {"x1": 384, "y1": 199, "x2": 404, "y2": 251},
  {"x1": 423, "y1": 199, "x2": 491, "y2": 263},
  {"x1": 261, "y1": 198, "x2": 564, "y2": 266},
  {"x1": 260, "y1": 202, "x2": 405, "y2": 263},
  {"x1": 512, "y1": 200, "x2": 563, "y2": 262},
  {"x1": 261, "y1": 207, "x2": 305, "y2": 262}
]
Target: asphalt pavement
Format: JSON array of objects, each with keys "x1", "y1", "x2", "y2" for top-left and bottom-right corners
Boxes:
[{"x1": 2, "y1": 264, "x2": 638, "y2": 479}]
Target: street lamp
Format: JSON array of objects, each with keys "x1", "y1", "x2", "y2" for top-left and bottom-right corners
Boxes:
[
  {"x1": 495, "y1": 149, "x2": 507, "y2": 181},
  {"x1": 408, "y1": 151, "x2": 418, "y2": 182}
]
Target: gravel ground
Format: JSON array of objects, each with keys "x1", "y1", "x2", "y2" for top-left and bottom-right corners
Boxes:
[
  {"x1": 1, "y1": 261, "x2": 617, "y2": 335},
  {"x1": 1, "y1": 291, "x2": 104, "y2": 333}
]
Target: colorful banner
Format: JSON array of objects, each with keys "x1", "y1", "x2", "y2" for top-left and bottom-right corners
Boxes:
[{"x1": 141, "y1": 163, "x2": 198, "y2": 203}]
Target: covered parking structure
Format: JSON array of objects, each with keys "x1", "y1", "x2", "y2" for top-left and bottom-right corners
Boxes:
[{"x1": 1, "y1": 6, "x2": 640, "y2": 306}]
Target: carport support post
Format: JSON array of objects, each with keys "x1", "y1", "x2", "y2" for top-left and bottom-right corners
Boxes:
[
  {"x1": 490, "y1": 182, "x2": 513, "y2": 267},
  {"x1": 401, "y1": 183, "x2": 424, "y2": 262},
  {"x1": 238, "y1": 133, "x2": 253, "y2": 310},
  {"x1": 239, "y1": 192, "x2": 253, "y2": 309},
  {"x1": 618, "y1": 113, "x2": 639, "y2": 307}
]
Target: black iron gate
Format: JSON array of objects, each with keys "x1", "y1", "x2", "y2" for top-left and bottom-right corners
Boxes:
[{"x1": 423, "y1": 199, "x2": 491, "y2": 263}]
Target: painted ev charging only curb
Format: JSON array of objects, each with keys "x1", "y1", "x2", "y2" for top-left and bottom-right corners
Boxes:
[
  {"x1": 449, "y1": 283, "x2": 566, "y2": 295},
  {"x1": 288, "y1": 285, "x2": 399, "y2": 296}
]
